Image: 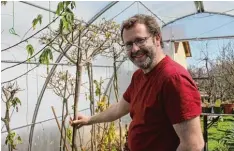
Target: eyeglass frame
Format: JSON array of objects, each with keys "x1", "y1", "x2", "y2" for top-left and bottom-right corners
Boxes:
[{"x1": 123, "y1": 36, "x2": 152, "y2": 51}]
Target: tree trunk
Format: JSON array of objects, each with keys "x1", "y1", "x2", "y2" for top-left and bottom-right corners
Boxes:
[
  {"x1": 72, "y1": 31, "x2": 82, "y2": 151},
  {"x1": 113, "y1": 52, "x2": 122, "y2": 151},
  {"x1": 61, "y1": 71, "x2": 68, "y2": 151}
]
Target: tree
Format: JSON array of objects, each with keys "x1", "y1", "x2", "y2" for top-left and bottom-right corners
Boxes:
[
  {"x1": 1, "y1": 83, "x2": 22, "y2": 151},
  {"x1": 188, "y1": 41, "x2": 234, "y2": 103}
]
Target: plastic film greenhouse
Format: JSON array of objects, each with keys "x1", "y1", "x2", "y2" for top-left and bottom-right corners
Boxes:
[{"x1": 1, "y1": 1, "x2": 234, "y2": 151}]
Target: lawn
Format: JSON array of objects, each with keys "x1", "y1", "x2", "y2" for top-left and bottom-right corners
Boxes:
[{"x1": 201, "y1": 116, "x2": 234, "y2": 151}]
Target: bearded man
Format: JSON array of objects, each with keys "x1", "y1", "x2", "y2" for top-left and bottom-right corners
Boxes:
[{"x1": 70, "y1": 14, "x2": 204, "y2": 151}]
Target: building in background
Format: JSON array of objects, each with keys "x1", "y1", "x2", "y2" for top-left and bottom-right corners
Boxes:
[{"x1": 162, "y1": 24, "x2": 192, "y2": 69}]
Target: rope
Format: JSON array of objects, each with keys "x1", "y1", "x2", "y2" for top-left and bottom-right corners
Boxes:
[{"x1": 9, "y1": 1, "x2": 19, "y2": 36}]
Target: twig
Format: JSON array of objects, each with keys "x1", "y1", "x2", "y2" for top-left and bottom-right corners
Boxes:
[{"x1": 51, "y1": 106, "x2": 70, "y2": 151}]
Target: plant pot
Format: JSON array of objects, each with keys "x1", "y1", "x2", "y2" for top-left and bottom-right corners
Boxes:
[
  {"x1": 213, "y1": 107, "x2": 222, "y2": 114},
  {"x1": 222, "y1": 104, "x2": 234, "y2": 114},
  {"x1": 202, "y1": 107, "x2": 212, "y2": 113}
]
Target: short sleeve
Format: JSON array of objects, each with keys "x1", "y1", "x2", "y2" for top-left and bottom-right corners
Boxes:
[
  {"x1": 123, "y1": 74, "x2": 135, "y2": 103},
  {"x1": 162, "y1": 73, "x2": 201, "y2": 124}
]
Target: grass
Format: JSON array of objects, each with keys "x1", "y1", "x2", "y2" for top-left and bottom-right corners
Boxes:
[{"x1": 201, "y1": 116, "x2": 234, "y2": 151}]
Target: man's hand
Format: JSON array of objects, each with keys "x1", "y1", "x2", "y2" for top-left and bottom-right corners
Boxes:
[
  {"x1": 69, "y1": 113, "x2": 91, "y2": 129},
  {"x1": 69, "y1": 97, "x2": 129, "y2": 128}
]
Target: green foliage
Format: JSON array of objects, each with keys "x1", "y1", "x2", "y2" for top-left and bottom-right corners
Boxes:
[
  {"x1": 56, "y1": 1, "x2": 76, "y2": 33},
  {"x1": 207, "y1": 116, "x2": 234, "y2": 150},
  {"x1": 97, "y1": 122, "x2": 119, "y2": 150},
  {"x1": 107, "y1": 122, "x2": 116, "y2": 143},
  {"x1": 39, "y1": 48, "x2": 53, "y2": 72},
  {"x1": 32, "y1": 14, "x2": 43, "y2": 30},
  {"x1": 56, "y1": 2, "x2": 64, "y2": 15},
  {"x1": 212, "y1": 140, "x2": 229, "y2": 151},
  {"x1": 222, "y1": 129, "x2": 234, "y2": 150},
  {"x1": 66, "y1": 127, "x2": 73, "y2": 145},
  {"x1": 26, "y1": 44, "x2": 34, "y2": 56},
  {"x1": 26, "y1": 44, "x2": 34, "y2": 62},
  {"x1": 105, "y1": 32, "x2": 111, "y2": 38},
  {"x1": 215, "y1": 99, "x2": 222, "y2": 107},
  {"x1": 5, "y1": 131, "x2": 22, "y2": 150},
  {"x1": 10, "y1": 97, "x2": 21, "y2": 108},
  {"x1": 94, "y1": 80, "x2": 102, "y2": 96},
  {"x1": 1, "y1": 1, "x2": 7, "y2": 6},
  {"x1": 96, "y1": 96, "x2": 108, "y2": 112}
]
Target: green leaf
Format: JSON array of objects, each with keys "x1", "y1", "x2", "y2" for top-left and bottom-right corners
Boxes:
[
  {"x1": 62, "y1": 17, "x2": 68, "y2": 30},
  {"x1": 16, "y1": 135, "x2": 22, "y2": 144},
  {"x1": 32, "y1": 18, "x2": 38, "y2": 30},
  {"x1": 5, "y1": 139, "x2": 8, "y2": 145},
  {"x1": 26, "y1": 44, "x2": 34, "y2": 57},
  {"x1": 56, "y1": 2, "x2": 64, "y2": 15},
  {"x1": 32, "y1": 14, "x2": 42, "y2": 30},
  {"x1": 39, "y1": 48, "x2": 53, "y2": 65},
  {"x1": 66, "y1": 127, "x2": 73, "y2": 145},
  {"x1": 65, "y1": 7, "x2": 72, "y2": 14},
  {"x1": 11, "y1": 97, "x2": 21, "y2": 108},
  {"x1": 37, "y1": 14, "x2": 43, "y2": 25},
  {"x1": 105, "y1": 32, "x2": 111, "y2": 38},
  {"x1": 47, "y1": 48, "x2": 53, "y2": 60},
  {"x1": 66, "y1": 13, "x2": 72, "y2": 23},
  {"x1": 39, "y1": 54, "x2": 45, "y2": 64},
  {"x1": 65, "y1": 1, "x2": 71, "y2": 8},
  {"x1": 12, "y1": 144, "x2": 16, "y2": 149}
]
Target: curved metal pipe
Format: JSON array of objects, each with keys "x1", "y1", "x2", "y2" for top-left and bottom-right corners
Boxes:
[{"x1": 162, "y1": 11, "x2": 234, "y2": 28}]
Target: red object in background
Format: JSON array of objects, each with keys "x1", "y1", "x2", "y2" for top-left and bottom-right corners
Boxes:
[{"x1": 222, "y1": 104, "x2": 234, "y2": 114}]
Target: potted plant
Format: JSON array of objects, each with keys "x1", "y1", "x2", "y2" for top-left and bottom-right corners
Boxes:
[
  {"x1": 221, "y1": 100, "x2": 234, "y2": 114},
  {"x1": 202, "y1": 100, "x2": 212, "y2": 113},
  {"x1": 213, "y1": 99, "x2": 222, "y2": 114}
]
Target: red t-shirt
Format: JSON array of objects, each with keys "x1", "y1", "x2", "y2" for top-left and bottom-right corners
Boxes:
[{"x1": 123, "y1": 56, "x2": 201, "y2": 151}]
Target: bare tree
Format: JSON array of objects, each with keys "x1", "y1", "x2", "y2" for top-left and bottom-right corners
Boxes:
[{"x1": 188, "y1": 41, "x2": 234, "y2": 103}]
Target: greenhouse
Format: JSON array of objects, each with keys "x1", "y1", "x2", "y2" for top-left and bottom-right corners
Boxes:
[{"x1": 1, "y1": 1, "x2": 234, "y2": 151}]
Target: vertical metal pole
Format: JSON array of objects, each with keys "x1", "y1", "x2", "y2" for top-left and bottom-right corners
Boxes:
[{"x1": 203, "y1": 115, "x2": 208, "y2": 151}]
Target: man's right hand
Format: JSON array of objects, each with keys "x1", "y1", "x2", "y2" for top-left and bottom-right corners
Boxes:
[{"x1": 69, "y1": 113, "x2": 91, "y2": 128}]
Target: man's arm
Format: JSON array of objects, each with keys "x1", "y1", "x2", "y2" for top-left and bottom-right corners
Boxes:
[
  {"x1": 173, "y1": 116, "x2": 204, "y2": 151},
  {"x1": 88, "y1": 97, "x2": 130, "y2": 125}
]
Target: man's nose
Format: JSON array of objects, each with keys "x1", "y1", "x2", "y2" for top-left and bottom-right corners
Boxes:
[{"x1": 131, "y1": 43, "x2": 140, "y2": 53}]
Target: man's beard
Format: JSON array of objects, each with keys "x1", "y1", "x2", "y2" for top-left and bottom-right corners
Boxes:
[{"x1": 129, "y1": 46, "x2": 155, "y2": 69}]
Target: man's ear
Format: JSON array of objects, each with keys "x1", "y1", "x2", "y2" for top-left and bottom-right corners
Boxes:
[{"x1": 154, "y1": 34, "x2": 161, "y2": 47}]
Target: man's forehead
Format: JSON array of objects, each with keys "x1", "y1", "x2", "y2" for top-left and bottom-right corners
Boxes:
[
  {"x1": 123, "y1": 23, "x2": 147, "y2": 33},
  {"x1": 123, "y1": 24, "x2": 148, "y2": 40}
]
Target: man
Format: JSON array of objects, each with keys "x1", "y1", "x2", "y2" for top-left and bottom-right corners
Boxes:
[{"x1": 70, "y1": 14, "x2": 204, "y2": 151}]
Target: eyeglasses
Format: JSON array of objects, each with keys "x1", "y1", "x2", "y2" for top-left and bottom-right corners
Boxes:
[{"x1": 123, "y1": 36, "x2": 151, "y2": 51}]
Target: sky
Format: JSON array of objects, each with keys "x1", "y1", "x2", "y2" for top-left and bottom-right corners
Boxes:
[{"x1": 1, "y1": 1, "x2": 234, "y2": 137}]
